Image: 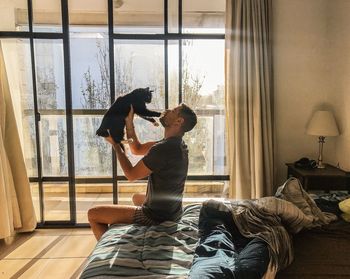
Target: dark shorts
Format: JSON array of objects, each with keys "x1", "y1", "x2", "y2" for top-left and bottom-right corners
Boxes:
[{"x1": 133, "y1": 206, "x2": 160, "y2": 226}]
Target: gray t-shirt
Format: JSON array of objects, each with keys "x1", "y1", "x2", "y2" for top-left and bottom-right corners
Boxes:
[{"x1": 142, "y1": 136, "x2": 188, "y2": 222}]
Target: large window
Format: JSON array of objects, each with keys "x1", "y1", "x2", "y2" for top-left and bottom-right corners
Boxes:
[{"x1": 0, "y1": 0, "x2": 227, "y2": 226}]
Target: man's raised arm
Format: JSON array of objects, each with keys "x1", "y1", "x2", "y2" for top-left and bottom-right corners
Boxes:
[
  {"x1": 104, "y1": 135, "x2": 152, "y2": 181},
  {"x1": 125, "y1": 105, "x2": 157, "y2": 155}
]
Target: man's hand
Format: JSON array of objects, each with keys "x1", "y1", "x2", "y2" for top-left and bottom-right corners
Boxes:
[{"x1": 125, "y1": 105, "x2": 134, "y2": 127}]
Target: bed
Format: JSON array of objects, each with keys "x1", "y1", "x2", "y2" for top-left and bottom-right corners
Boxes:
[{"x1": 80, "y1": 181, "x2": 350, "y2": 279}]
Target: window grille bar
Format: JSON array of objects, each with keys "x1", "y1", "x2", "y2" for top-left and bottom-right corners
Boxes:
[
  {"x1": 108, "y1": 0, "x2": 119, "y2": 205},
  {"x1": 27, "y1": 0, "x2": 44, "y2": 224},
  {"x1": 61, "y1": 0, "x2": 77, "y2": 223}
]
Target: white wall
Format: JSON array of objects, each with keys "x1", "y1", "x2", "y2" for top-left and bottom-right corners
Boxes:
[
  {"x1": 273, "y1": 0, "x2": 337, "y2": 185},
  {"x1": 327, "y1": 0, "x2": 350, "y2": 171}
]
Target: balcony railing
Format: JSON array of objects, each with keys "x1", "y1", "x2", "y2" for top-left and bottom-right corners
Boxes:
[{"x1": 31, "y1": 181, "x2": 228, "y2": 223}]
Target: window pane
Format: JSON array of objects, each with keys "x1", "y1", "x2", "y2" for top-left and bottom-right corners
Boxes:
[
  {"x1": 34, "y1": 39, "x2": 66, "y2": 110},
  {"x1": 168, "y1": 40, "x2": 179, "y2": 108},
  {"x1": 70, "y1": 32, "x2": 109, "y2": 109},
  {"x1": 114, "y1": 40, "x2": 165, "y2": 110},
  {"x1": 74, "y1": 115, "x2": 112, "y2": 177},
  {"x1": 183, "y1": 0, "x2": 225, "y2": 34},
  {"x1": 116, "y1": 181, "x2": 227, "y2": 206},
  {"x1": 114, "y1": 0, "x2": 164, "y2": 34},
  {"x1": 184, "y1": 113, "x2": 227, "y2": 175},
  {"x1": 76, "y1": 183, "x2": 113, "y2": 223},
  {"x1": 182, "y1": 39, "x2": 226, "y2": 175},
  {"x1": 43, "y1": 182, "x2": 70, "y2": 221},
  {"x1": 1, "y1": 39, "x2": 38, "y2": 177},
  {"x1": 33, "y1": 0, "x2": 62, "y2": 32},
  {"x1": 30, "y1": 183, "x2": 41, "y2": 222},
  {"x1": 40, "y1": 115, "x2": 68, "y2": 176},
  {"x1": 168, "y1": 0, "x2": 179, "y2": 33},
  {"x1": 0, "y1": 0, "x2": 29, "y2": 31},
  {"x1": 183, "y1": 181, "x2": 228, "y2": 205},
  {"x1": 22, "y1": 115, "x2": 38, "y2": 177},
  {"x1": 69, "y1": 0, "x2": 108, "y2": 26},
  {"x1": 182, "y1": 39, "x2": 224, "y2": 110},
  {"x1": 34, "y1": 39, "x2": 68, "y2": 176},
  {"x1": 118, "y1": 181, "x2": 146, "y2": 205},
  {"x1": 185, "y1": 116, "x2": 213, "y2": 175},
  {"x1": 213, "y1": 114, "x2": 227, "y2": 175}
]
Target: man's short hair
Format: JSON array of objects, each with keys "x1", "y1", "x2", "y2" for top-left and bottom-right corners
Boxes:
[{"x1": 178, "y1": 103, "x2": 197, "y2": 133}]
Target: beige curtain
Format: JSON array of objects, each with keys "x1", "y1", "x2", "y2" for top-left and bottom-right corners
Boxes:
[
  {"x1": 225, "y1": 0, "x2": 273, "y2": 199},
  {"x1": 0, "y1": 43, "x2": 36, "y2": 239}
]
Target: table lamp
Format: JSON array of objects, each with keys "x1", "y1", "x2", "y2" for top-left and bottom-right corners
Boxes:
[{"x1": 306, "y1": 110, "x2": 339, "y2": 168}]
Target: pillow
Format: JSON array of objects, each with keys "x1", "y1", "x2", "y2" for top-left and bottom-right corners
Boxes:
[
  {"x1": 339, "y1": 198, "x2": 350, "y2": 222},
  {"x1": 275, "y1": 177, "x2": 337, "y2": 225},
  {"x1": 275, "y1": 178, "x2": 316, "y2": 216},
  {"x1": 339, "y1": 198, "x2": 350, "y2": 214},
  {"x1": 255, "y1": 197, "x2": 312, "y2": 234},
  {"x1": 341, "y1": 213, "x2": 350, "y2": 222}
]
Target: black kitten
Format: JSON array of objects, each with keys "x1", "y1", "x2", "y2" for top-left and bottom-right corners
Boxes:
[{"x1": 96, "y1": 87, "x2": 161, "y2": 145}]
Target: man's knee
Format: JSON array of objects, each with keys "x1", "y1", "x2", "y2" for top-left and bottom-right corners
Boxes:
[
  {"x1": 87, "y1": 206, "x2": 100, "y2": 222},
  {"x1": 131, "y1": 194, "x2": 137, "y2": 205},
  {"x1": 132, "y1": 193, "x2": 145, "y2": 206}
]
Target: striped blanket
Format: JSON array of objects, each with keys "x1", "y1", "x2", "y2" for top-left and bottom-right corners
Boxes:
[{"x1": 80, "y1": 204, "x2": 201, "y2": 279}]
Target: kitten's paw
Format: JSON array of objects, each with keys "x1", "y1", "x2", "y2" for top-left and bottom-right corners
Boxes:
[
  {"x1": 153, "y1": 122, "x2": 159, "y2": 127},
  {"x1": 121, "y1": 138, "x2": 134, "y2": 144}
]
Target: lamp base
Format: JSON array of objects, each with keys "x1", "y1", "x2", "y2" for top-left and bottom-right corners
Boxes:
[{"x1": 317, "y1": 136, "x2": 326, "y2": 169}]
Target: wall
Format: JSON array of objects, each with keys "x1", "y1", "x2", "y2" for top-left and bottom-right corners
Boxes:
[
  {"x1": 327, "y1": 0, "x2": 350, "y2": 171},
  {"x1": 273, "y1": 0, "x2": 336, "y2": 186}
]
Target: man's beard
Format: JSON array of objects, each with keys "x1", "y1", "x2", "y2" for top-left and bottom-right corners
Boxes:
[
  {"x1": 159, "y1": 111, "x2": 169, "y2": 127},
  {"x1": 159, "y1": 116, "x2": 167, "y2": 127}
]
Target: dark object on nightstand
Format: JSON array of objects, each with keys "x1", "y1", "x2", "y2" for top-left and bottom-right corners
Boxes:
[
  {"x1": 286, "y1": 163, "x2": 350, "y2": 192},
  {"x1": 294, "y1": 157, "x2": 317, "y2": 170}
]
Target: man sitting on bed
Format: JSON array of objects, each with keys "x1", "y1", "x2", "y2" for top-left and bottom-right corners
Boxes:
[{"x1": 88, "y1": 103, "x2": 197, "y2": 240}]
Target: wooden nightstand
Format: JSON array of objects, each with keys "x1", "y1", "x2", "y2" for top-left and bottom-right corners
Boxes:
[{"x1": 286, "y1": 163, "x2": 350, "y2": 192}]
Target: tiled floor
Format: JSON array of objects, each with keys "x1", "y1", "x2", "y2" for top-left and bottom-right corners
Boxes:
[{"x1": 0, "y1": 228, "x2": 96, "y2": 279}]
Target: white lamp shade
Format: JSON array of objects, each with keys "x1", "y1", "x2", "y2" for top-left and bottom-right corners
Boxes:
[{"x1": 306, "y1": 110, "x2": 340, "y2": 136}]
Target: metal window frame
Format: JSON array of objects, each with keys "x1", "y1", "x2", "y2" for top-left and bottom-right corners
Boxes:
[{"x1": 0, "y1": 0, "x2": 228, "y2": 228}]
